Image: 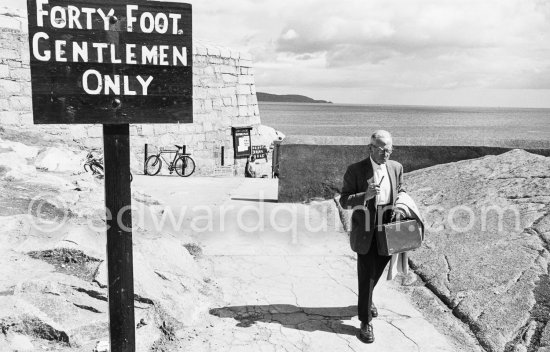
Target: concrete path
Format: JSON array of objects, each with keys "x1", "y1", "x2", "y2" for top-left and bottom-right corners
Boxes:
[{"x1": 133, "y1": 176, "x2": 462, "y2": 351}]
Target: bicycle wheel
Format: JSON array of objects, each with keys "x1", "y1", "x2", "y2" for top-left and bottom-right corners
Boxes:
[
  {"x1": 174, "y1": 156, "x2": 195, "y2": 177},
  {"x1": 145, "y1": 155, "x2": 162, "y2": 176},
  {"x1": 90, "y1": 163, "x2": 104, "y2": 175}
]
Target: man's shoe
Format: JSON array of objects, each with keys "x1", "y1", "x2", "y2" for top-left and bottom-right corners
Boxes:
[
  {"x1": 359, "y1": 322, "x2": 374, "y2": 343},
  {"x1": 371, "y1": 303, "x2": 378, "y2": 318}
]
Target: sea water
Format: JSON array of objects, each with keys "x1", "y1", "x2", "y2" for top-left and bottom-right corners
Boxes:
[{"x1": 259, "y1": 103, "x2": 550, "y2": 147}]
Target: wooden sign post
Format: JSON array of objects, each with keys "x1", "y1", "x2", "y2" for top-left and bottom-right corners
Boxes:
[
  {"x1": 27, "y1": 1, "x2": 193, "y2": 351},
  {"x1": 103, "y1": 124, "x2": 134, "y2": 351}
]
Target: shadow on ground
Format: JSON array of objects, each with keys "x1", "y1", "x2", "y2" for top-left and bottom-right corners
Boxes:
[{"x1": 210, "y1": 304, "x2": 358, "y2": 336}]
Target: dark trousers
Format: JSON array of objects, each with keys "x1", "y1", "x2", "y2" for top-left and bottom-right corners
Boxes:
[{"x1": 357, "y1": 205, "x2": 392, "y2": 323}]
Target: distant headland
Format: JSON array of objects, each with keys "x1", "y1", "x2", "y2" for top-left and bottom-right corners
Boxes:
[{"x1": 257, "y1": 92, "x2": 333, "y2": 104}]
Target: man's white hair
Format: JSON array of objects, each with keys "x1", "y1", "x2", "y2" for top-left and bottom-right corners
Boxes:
[{"x1": 370, "y1": 130, "x2": 392, "y2": 144}]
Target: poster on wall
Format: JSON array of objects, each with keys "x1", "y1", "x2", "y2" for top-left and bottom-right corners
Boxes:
[
  {"x1": 27, "y1": 0, "x2": 193, "y2": 124},
  {"x1": 232, "y1": 126, "x2": 252, "y2": 158}
]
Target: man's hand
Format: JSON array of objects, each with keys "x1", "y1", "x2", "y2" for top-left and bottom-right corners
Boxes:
[
  {"x1": 393, "y1": 209, "x2": 406, "y2": 221},
  {"x1": 365, "y1": 182, "x2": 380, "y2": 200}
]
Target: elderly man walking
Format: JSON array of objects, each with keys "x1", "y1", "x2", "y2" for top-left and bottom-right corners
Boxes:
[{"x1": 339, "y1": 130, "x2": 405, "y2": 343}]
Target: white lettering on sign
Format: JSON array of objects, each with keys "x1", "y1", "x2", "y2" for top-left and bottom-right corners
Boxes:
[
  {"x1": 81, "y1": 7, "x2": 95, "y2": 29},
  {"x1": 31, "y1": 0, "x2": 189, "y2": 97},
  {"x1": 82, "y1": 69, "x2": 102, "y2": 94},
  {"x1": 123, "y1": 76, "x2": 136, "y2": 95},
  {"x1": 82, "y1": 69, "x2": 154, "y2": 96},
  {"x1": 32, "y1": 32, "x2": 50, "y2": 61},
  {"x1": 142, "y1": 46, "x2": 158, "y2": 65},
  {"x1": 67, "y1": 5, "x2": 82, "y2": 29},
  {"x1": 168, "y1": 13, "x2": 181, "y2": 34},
  {"x1": 36, "y1": 0, "x2": 48, "y2": 27},
  {"x1": 73, "y1": 41, "x2": 88, "y2": 62},
  {"x1": 126, "y1": 4, "x2": 139, "y2": 32},
  {"x1": 126, "y1": 4, "x2": 181, "y2": 34},
  {"x1": 136, "y1": 76, "x2": 154, "y2": 95},
  {"x1": 126, "y1": 44, "x2": 137, "y2": 64},
  {"x1": 173, "y1": 47, "x2": 187, "y2": 66},
  {"x1": 92, "y1": 43, "x2": 108, "y2": 63},
  {"x1": 35, "y1": 1, "x2": 184, "y2": 32},
  {"x1": 104, "y1": 75, "x2": 121, "y2": 95},
  {"x1": 110, "y1": 44, "x2": 122, "y2": 64},
  {"x1": 140, "y1": 12, "x2": 155, "y2": 33},
  {"x1": 159, "y1": 45, "x2": 169, "y2": 65},
  {"x1": 54, "y1": 40, "x2": 66, "y2": 62},
  {"x1": 50, "y1": 6, "x2": 66, "y2": 28},
  {"x1": 36, "y1": 0, "x2": 115, "y2": 30},
  {"x1": 155, "y1": 13, "x2": 168, "y2": 34},
  {"x1": 32, "y1": 36, "x2": 188, "y2": 66},
  {"x1": 96, "y1": 8, "x2": 114, "y2": 30}
]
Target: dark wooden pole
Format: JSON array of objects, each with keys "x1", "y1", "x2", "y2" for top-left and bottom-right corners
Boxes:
[
  {"x1": 144, "y1": 143, "x2": 148, "y2": 175},
  {"x1": 103, "y1": 124, "x2": 135, "y2": 352}
]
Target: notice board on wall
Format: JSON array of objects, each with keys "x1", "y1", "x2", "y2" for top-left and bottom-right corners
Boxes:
[
  {"x1": 251, "y1": 145, "x2": 267, "y2": 160},
  {"x1": 232, "y1": 126, "x2": 252, "y2": 159},
  {"x1": 27, "y1": 0, "x2": 193, "y2": 124}
]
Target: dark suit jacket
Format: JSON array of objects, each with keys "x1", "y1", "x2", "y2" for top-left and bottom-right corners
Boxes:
[{"x1": 339, "y1": 158, "x2": 405, "y2": 254}]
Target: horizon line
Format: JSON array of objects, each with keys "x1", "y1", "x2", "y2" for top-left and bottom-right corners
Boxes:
[{"x1": 258, "y1": 101, "x2": 550, "y2": 110}]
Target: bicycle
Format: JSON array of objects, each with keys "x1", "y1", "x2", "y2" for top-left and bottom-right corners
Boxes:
[
  {"x1": 84, "y1": 152, "x2": 104, "y2": 176},
  {"x1": 84, "y1": 151, "x2": 133, "y2": 181},
  {"x1": 145, "y1": 145, "x2": 196, "y2": 177}
]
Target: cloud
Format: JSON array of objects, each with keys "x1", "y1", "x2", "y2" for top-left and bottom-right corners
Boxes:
[
  {"x1": 281, "y1": 29, "x2": 298, "y2": 41},
  {"x1": 265, "y1": 0, "x2": 550, "y2": 93},
  {"x1": 7, "y1": 0, "x2": 549, "y2": 105},
  {"x1": 274, "y1": 0, "x2": 548, "y2": 64}
]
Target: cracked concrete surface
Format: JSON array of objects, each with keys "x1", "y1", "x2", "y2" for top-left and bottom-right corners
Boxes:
[
  {"x1": 135, "y1": 176, "x2": 475, "y2": 351},
  {"x1": 195, "y1": 253, "x2": 454, "y2": 352}
]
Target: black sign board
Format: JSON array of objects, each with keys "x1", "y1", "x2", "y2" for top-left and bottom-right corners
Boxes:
[
  {"x1": 251, "y1": 145, "x2": 267, "y2": 160},
  {"x1": 27, "y1": 1, "x2": 193, "y2": 351},
  {"x1": 27, "y1": 0, "x2": 192, "y2": 124},
  {"x1": 232, "y1": 126, "x2": 252, "y2": 158}
]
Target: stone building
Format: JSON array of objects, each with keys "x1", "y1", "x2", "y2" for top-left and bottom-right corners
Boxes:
[{"x1": 0, "y1": 7, "x2": 278, "y2": 176}]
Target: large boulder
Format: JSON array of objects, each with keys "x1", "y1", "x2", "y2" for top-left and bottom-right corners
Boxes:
[
  {"x1": 0, "y1": 151, "x2": 26, "y2": 170},
  {"x1": 0, "y1": 139, "x2": 40, "y2": 160},
  {"x1": 35, "y1": 147, "x2": 84, "y2": 173},
  {"x1": 0, "y1": 151, "x2": 37, "y2": 181},
  {"x1": 405, "y1": 149, "x2": 550, "y2": 352},
  {"x1": 252, "y1": 124, "x2": 285, "y2": 149}
]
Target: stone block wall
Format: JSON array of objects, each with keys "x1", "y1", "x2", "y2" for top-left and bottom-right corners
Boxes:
[{"x1": 0, "y1": 8, "x2": 264, "y2": 176}]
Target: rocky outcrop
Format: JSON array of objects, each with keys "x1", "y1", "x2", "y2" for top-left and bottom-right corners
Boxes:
[
  {"x1": 34, "y1": 147, "x2": 84, "y2": 173},
  {"x1": 0, "y1": 138, "x2": 218, "y2": 351},
  {"x1": 403, "y1": 150, "x2": 550, "y2": 352}
]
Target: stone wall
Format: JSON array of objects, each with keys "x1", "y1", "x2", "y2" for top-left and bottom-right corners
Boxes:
[
  {"x1": 0, "y1": 8, "x2": 266, "y2": 176},
  {"x1": 277, "y1": 137, "x2": 550, "y2": 202}
]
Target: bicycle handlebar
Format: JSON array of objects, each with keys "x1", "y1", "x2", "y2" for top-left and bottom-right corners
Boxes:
[{"x1": 159, "y1": 146, "x2": 188, "y2": 154}]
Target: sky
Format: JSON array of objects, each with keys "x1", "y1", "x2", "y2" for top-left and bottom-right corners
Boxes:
[
  {"x1": 185, "y1": 0, "x2": 550, "y2": 107},
  {"x1": 5, "y1": 0, "x2": 550, "y2": 107}
]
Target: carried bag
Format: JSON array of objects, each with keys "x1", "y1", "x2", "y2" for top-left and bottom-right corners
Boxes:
[{"x1": 376, "y1": 219, "x2": 422, "y2": 256}]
